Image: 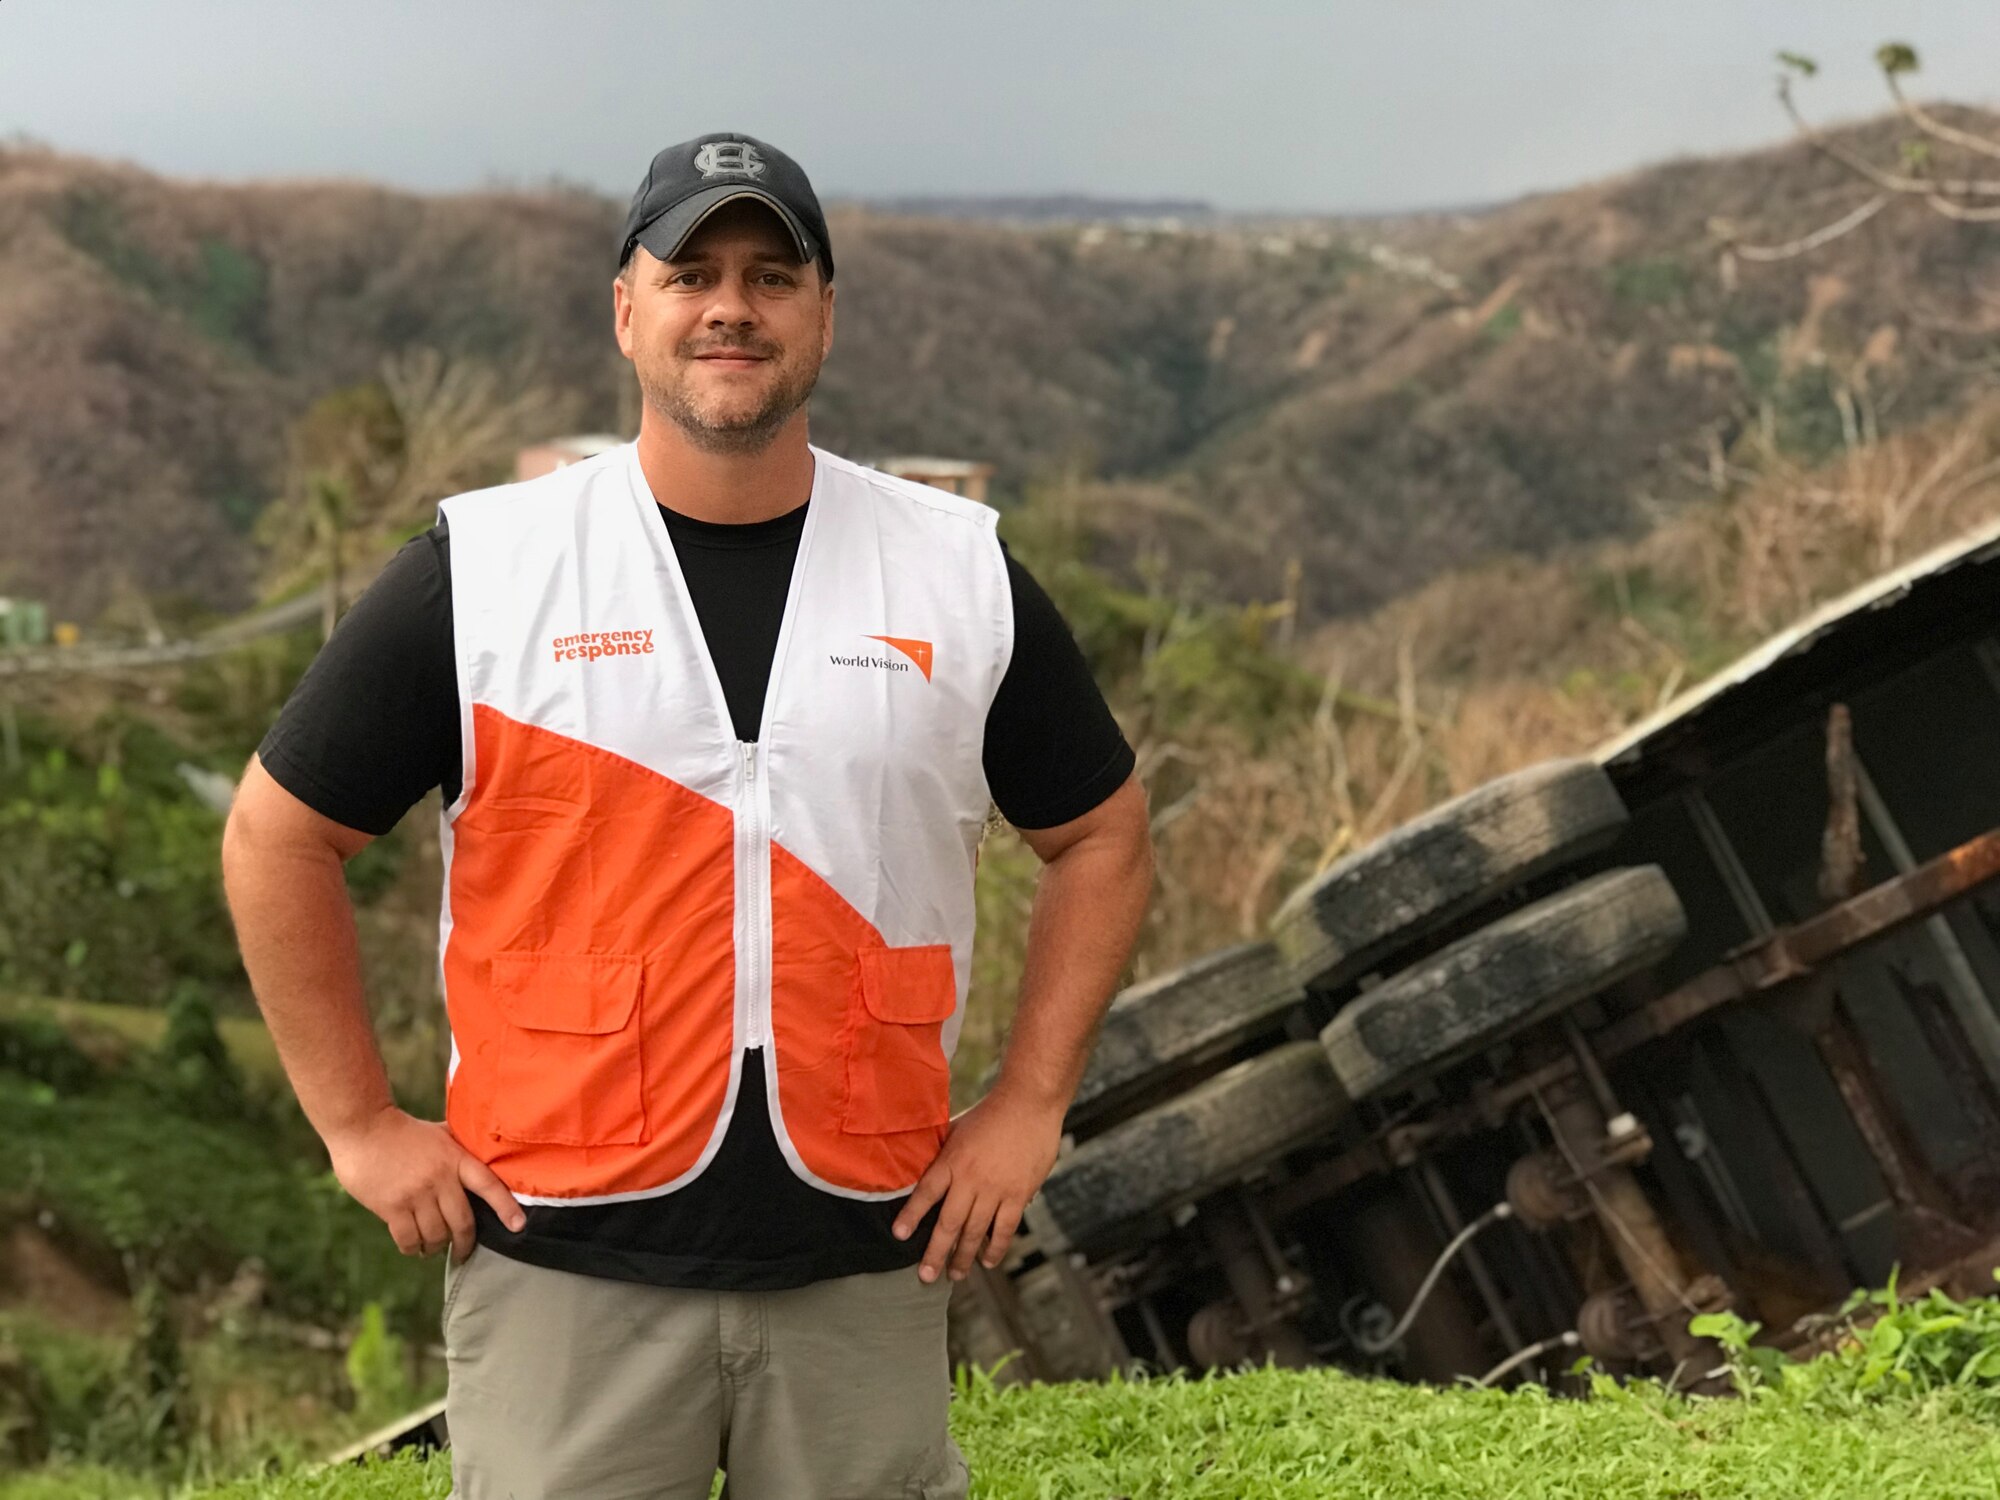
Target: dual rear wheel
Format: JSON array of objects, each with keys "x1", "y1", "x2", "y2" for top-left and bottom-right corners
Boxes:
[{"x1": 1020, "y1": 760, "x2": 1690, "y2": 1354}]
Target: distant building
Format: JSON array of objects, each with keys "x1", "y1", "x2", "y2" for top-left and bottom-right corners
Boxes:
[
  {"x1": 515, "y1": 434, "x2": 627, "y2": 483},
  {"x1": 871, "y1": 457, "x2": 995, "y2": 504},
  {"x1": 0, "y1": 597, "x2": 48, "y2": 648}
]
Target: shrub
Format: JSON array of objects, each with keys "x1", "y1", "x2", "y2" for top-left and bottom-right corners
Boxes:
[
  {"x1": 343, "y1": 1304, "x2": 414, "y2": 1429},
  {"x1": 0, "y1": 1335, "x2": 52, "y2": 1468},
  {"x1": 0, "y1": 1310, "x2": 193, "y2": 1476},
  {"x1": 101, "y1": 1278, "x2": 191, "y2": 1468},
  {"x1": 1606, "y1": 255, "x2": 1692, "y2": 308},
  {"x1": 0, "y1": 1016, "x2": 99, "y2": 1096},
  {"x1": 1692, "y1": 1268, "x2": 2000, "y2": 1413},
  {"x1": 148, "y1": 982, "x2": 246, "y2": 1121},
  {"x1": 0, "y1": 720, "x2": 244, "y2": 1006}
]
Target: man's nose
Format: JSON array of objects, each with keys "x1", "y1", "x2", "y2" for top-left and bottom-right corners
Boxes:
[{"x1": 702, "y1": 281, "x2": 756, "y2": 326}]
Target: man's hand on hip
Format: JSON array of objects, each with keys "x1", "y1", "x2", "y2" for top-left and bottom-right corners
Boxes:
[
  {"x1": 891, "y1": 1085, "x2": 1064, "y2": 1283},
  {"x1": 325, "y1": 1106, "x2": 527, "y2": 1266}
]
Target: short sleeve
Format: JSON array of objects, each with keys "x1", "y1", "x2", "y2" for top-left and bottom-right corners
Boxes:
[
  {"x1": 256, "y1": 528, "x2": 461, "y2": 835},
  {"x1": 982, "y1": 545, "x2": 1136, "y2": 830}
]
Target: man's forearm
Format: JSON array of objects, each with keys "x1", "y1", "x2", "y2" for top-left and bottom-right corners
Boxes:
[
  {"x1": 992, "y1": 813, "x2": 1153, "y2": 1112},
  {"x1": 220, "y1": 810, "x2": 394, "y2": 1143}
]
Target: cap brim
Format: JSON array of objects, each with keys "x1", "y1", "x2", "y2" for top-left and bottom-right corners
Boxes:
[{"x1": 629, "y1": 184, "x2": 818, "y2": 268}]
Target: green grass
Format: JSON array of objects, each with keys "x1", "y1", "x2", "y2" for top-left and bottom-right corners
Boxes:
[
  {"x1": 174, "y1": 1358, "x2": 2000, "y2": 1500},
  {"x1": 0, "y1": 1465, "x2": 159, "y2": 1500},
  {"x1": 14, "y1": 1265, "x2": 2000, "y2": 1496}
]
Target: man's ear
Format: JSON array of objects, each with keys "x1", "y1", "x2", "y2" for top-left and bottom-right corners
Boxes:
[
  {"x1": 820, "y1": 280, "x2": 836, "y2": 360},
  {"x1": 613, "y1": 249, "x2": 654, "y2": 359},
  {"x1": 612, "y1": 269, "x2": 635, "y2": 359}
]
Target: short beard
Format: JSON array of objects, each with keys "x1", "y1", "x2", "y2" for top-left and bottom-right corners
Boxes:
[{"x1": 640, "y1": 344, "x2": 822, "y2": 456}]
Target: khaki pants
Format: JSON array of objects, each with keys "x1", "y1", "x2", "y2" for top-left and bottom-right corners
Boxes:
[{"x1": 442, "y1": 1245, "x2": 969, "y2": 1500}]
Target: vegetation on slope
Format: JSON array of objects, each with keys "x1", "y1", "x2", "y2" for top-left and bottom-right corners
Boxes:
[{"x1": 0, "y1": 998, "x2": 442, "y2": 1487}]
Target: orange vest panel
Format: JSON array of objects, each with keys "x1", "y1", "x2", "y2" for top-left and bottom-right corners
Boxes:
[
  {"x1": 767, "y1": 844, "x2": 956, "y2": 1193},
  {"x1": 443, "y1": 705, "x2": 737, "y2": 1199}
]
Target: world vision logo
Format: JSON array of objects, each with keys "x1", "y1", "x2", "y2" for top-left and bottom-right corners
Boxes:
[
  {"x1": 550, "y1": 628, "x2": 656, "y2": 664},
  {"x1": 828, "y1": 634, "x2": 933, "y2": 681}
]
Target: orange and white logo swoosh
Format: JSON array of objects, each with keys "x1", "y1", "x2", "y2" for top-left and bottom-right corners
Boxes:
[{"x1": 865, "y1": 635, "x2": 933, "y2": 681}]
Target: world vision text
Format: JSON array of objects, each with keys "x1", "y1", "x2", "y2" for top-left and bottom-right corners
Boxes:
[
  {"x1": 552, "y1": 628, "x2": 656, "y2": 663},
  {"x1": 829, "y1": 652, "x2": 911, "y2": 673}
]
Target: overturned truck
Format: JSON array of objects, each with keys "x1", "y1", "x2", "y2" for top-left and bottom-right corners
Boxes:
[{"x1": 959, "y1": 518, "x2": 2000, "y2": 1390}]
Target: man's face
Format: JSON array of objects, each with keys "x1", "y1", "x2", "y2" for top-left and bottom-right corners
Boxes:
[{"x1": 613, "y1": 199, "x2": 835, "y2": 455}]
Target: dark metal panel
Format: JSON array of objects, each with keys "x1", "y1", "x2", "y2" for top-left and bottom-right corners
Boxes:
[
  {"x1": 1848, "y1": 645, "x2": 2000, "y2": 862},
  {"x1": 1699, "y1": 720, "x2": 1896, "y2": 928},
  {"x1": 1833, "y1": 952, "x2": 1990, "y2": 1184},
  {"x1": 1609, "y1": 796, "x2": 1756, "y2": 989},
  {"x1": 1684, "y1": 1031, "x2": 1847, "y2": 1288},
  {"x1": 1717, "y1": 1008, "x2": 1896, "y2": 1286},
  {"x1": 1846, "y1": 645, "x2": 2000, "y2": 1092}
]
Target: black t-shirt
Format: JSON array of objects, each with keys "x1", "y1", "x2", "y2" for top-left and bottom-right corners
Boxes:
[{"x1": 258, "y1": 491, "x2": 1134, "y2": 1291}]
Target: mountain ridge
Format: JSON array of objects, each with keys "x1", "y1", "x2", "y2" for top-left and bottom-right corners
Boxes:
[{"x1": 1, "y1": 105, "x2": 1994, "y2": 622}]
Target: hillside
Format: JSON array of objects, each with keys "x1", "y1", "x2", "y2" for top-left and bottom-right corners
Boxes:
[{"x1": 0, "y1": 107, "x2": 1995, "y2": 622}]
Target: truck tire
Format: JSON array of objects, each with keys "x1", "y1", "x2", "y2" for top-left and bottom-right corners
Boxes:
[
  {"x1": 1068, "y1": 942, "x2": 1305, "y2": 1131},
  {"x1": 1031, "y1": 1042, "x2": 1351, "y2": 1254},
  {"x1": 1011, "y1": 1261, "x2": 1118, "y2": 1382},
  {"x1": 1271, "y1": 759, "x2": 1627, "y2": 993},
  {"x1": 1320, "y1": 865, "x2": 1686, "y2": 1101},
  {"x1": 947, "y1": 1277, "x2": 1032, "y2": 1386}
]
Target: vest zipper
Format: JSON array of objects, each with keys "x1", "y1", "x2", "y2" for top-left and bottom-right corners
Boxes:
[{"x1": 739, "y1": 740, "x2": 768, "y2": 1050}]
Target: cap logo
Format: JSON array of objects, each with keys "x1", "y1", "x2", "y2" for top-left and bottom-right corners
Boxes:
[{"x1": 694, "y1": 141, "x2": 767, "y2": 180}]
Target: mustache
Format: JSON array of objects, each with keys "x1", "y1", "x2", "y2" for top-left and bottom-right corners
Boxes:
[{"x1": 682, "y1": 335, "x2": 781, "y2": 359}]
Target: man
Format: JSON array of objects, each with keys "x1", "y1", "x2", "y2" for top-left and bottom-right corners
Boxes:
[{"x1": 220, "y1": 132, "x2": 1153, "y2": 1499}]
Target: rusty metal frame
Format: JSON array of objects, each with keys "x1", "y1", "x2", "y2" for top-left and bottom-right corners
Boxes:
[{"x1": 1599, "y1": 821, "x2": 2000, "y2": 1060}]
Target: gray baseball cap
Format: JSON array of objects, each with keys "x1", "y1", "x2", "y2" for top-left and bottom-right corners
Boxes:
[{"x1": 618, "y1": 132, "x2": 833, "y2": 280}]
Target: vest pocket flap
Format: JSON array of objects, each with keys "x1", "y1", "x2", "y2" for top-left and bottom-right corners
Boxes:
[
  {"x1": 489, "y1": 952, "x2": 643, "y2": 1034},
  {"x1": 857, "y1": 944, "x2": 957, "y2": 1024}
]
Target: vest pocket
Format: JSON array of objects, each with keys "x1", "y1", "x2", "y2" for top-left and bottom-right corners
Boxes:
[
  {"x1": 843, "y1": 944, "x2": 957, "y2": 1135},
  {"x1": 488, "y1": 952, "x2": 647, "y2": 1146}
]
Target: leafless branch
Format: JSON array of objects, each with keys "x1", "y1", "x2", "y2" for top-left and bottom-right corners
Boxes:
[
  {"x1": 1722, "y1": 55, "x2": 2000, "y2": 265},
  {"x1": 1776, "y1": 75, "x2": 2000, "y2": 198},
  {"x1": 1925, "y1": 195, "x2": 2000, "y2": 224},
  {"x1": 1728, "y1": 194, "x2": 1893, "y2": 262},
  {"x1": 1887, "y1": 73, "x2": 2000, "y2": 163},
  {"x1": 1355, "y1": 633, "x2": 1427, "y2": 843}
]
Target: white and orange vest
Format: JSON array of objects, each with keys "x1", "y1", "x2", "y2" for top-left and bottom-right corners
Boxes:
[{"x1": 435, "y1": 443, "x2": 1013, "y2": 1206}]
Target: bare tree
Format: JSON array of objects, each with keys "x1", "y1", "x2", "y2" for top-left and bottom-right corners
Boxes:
[
  {"x1": 1711, "y1": 45, "x2": 2000, "y2": 270},
  {"x1": 256, "y1": 381, "x2": 402, "y2": 631},
  {"x1": 258, "y1": 350, "x2": 577, "y2": 630},
  {"x1": 377, "y1": 348, "x2": 578, "y2": 533}
]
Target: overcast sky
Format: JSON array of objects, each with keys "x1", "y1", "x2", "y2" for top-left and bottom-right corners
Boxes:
[{"x1": 3, "y1": 1, "x2": 1995, "y2": 214}]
